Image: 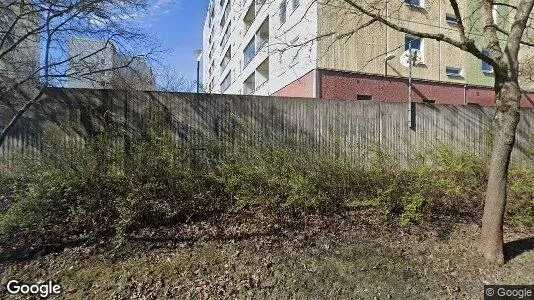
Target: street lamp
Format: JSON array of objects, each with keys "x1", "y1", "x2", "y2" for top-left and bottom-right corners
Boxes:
[
  {"x1": 193, "y1": 49, "x2": 203, "y2": 93},
  {"x1": 384, "y1": 54, "x2": 396, "y2": 77}
]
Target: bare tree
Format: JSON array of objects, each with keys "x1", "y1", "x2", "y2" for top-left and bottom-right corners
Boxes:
[
  {"x1": 311, "y1": 0, "x2": 534, "y2": 264},
  {"x1": 0, "y1": 0, "x2": 161, "y2": 146},
  {"x1": 156, "y1": 66, "x2": 199, "y2": 93}
]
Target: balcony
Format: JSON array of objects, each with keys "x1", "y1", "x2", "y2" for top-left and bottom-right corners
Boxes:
[
  {"x1": 220, "y1": 21, "x2": 231, "y2": 48},
  {"x1": 221, "y1": 72, "x2": 231, "y2": 92},
  {"x1": 244, "y1": 3, "x2": 255, "y2": 33},
  {"x1": 243, "y1": 17, "x2": 270, "y2": 68},
  {"x1": 255, "y1": 57, "x2": 269, "y2": 91},
  {"x1": 256, "y1": 18, "x2": 269, "y2": 52},
  {"x1": 242, "y1": 57, "x2": 269, "y2": 95},
  {"x1": 243, "y1": 73, "x2": 255, "y2": 95},
  {"x1": 243, "y1": 38, "x2": 255, "y2": 67},
  {"x1": 220, "y1": 46, "x2": 231, "y2": 73}
]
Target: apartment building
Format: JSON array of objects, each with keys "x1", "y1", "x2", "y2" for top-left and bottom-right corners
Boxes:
[
  {"x1": 0, "y1": 1, "x2": 40, "y2": 82},
  {"x1": 203, "y1": 0, "x2": 318, "y2": 97},
  {"x1": 203, "y1": 0, "x2": 534, "y2": 107},
  {"x1": 67, "y1": 37, "x2": 155, "y2": 90}
]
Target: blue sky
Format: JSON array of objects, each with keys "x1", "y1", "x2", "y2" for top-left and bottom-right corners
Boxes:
[{"x1": 138, "y1": 0, "x2": 208, "y2": 89}]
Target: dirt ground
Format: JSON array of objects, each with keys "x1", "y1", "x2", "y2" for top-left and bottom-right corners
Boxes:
[{"x1": 1, "y1": 211, "x2": 533, "y2": 299}]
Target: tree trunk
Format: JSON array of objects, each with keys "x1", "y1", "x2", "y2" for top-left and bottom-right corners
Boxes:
[{"x1": 481, "y1": 80, "x2": 521, "y2": 264}]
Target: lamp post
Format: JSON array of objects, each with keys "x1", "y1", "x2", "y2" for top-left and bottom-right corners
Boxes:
[
  {"x1": 193, "y1": 49, "x2": 203, "y2": 93},
  {"x1": 408, "y1": 41, "x2": 413, "y2": 129},
  {"x1": 380, "y1": 54, "x2": 396, "y2": 147},
  {"x1": 384, "y1": 54, "x2": 396, "y2": 77}
]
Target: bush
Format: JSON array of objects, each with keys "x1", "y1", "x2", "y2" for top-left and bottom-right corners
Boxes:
[
  {"x1": 0, "y1": 121, "x2": 230, "y2": 252},
  {"x1": 1, "y1": 131, "x2": 532, "y2": 257}
]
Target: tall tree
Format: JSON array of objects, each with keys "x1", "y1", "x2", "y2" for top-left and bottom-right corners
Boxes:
[
  {"x1": 0, "y1": 0, "x2": 159, "y2": 146},
  {"x1": 316, "y1": 0, "x2": 534, "y2": 263}
]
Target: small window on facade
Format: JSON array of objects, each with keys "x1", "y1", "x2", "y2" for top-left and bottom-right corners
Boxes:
[
  {"x1": 292, "y1": 0, "x2": 300, "y2": 10},
  {"x1": 221, "y1": 72, "x2": 231, "y2": 92},
  {"x1": 445, "y1": 13, "x2": 458, "y2": 24},
  {"x1": 4, "y1": 33, "x2": 14, "y2": 47},
  {"x1": 100, "y1": 58, "x2": 106, "y2": 64},
  {"x1": 423, "y1": 99, "x2": 436, "y2": 104},
  {"x1": 405, "y1": 0, "x2": 422, "y2": 7},
  {"x1": 446, "y1": 66, "x2": 462, "y2": 77},
  {"x1": 405, "y1": 36, "x2": 421, "y2": 51},
  {"x1": 405, "y1": 36, "x2": 423, "y2": 62},
  {"x1": 279, "y1": 1, "x2": 287, "y2": 24},
  {"x1": 357, "y1": 95, "x2": 373, "y2": 101},
  {"x1": 481, "y1": 50, "x2": 494, "y2": 74}
]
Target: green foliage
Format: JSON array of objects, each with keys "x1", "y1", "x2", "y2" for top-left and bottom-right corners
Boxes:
[
  {"x1": 1, "y1": 131, "x2": 533, "y2": 256},
  {"x1": 507, "y1": 164, "x2": 534, "y2": 227},
  {"x1": 400, "y1": 194, "x2": 425, "y2": 226}
]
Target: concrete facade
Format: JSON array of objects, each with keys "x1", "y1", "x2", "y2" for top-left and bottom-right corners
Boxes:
[
  {"x1": 203, "y1": 0, "x2": 317, "y2": 96},
  {"x1": 203, "y1": 0, "x2": 534, "y2": 106},
  {"x1": 67, "y1": 37, "x2": 155, "y2": 90},
  {"x1": 0, "y1": 1, "x2": 40, "y2": 82}
]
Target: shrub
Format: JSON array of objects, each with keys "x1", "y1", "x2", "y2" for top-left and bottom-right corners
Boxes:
[{"x1": 1, "y1": 133, "x2": 532, "y2": 257}]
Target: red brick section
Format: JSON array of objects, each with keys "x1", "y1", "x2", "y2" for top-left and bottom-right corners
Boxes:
[
  {"x1": 273, "y1": 70, "x2": 315, "y2": 98},
  {"x1": 319, "y1": 69, "x2": 534, "y2": 108}
]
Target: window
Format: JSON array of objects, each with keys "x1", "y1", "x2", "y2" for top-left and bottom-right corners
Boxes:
[
  {"x1": 445, "y1": 66, "x2": 462, "y2": 77},
  {"x1": 292, "y1": 0, "x2": 300, "y2": 10},
  {"x1": 100, "y1": 58, "x2": 106, "y2": 64},
  {"x1": 243, "y1": 73, "x2": 255, "y2": 94},
  {"x1": 256, "y1": 18, "x2": 269, "y2": 51},
  {"x1": 405, "y1": 36, "x2": 423, "y2": 62},
  {"x1": 357, "y1": 95, "x2": 373, "y2": 101},
  {"x1": 4, "y1": 33, "x2": 15, "y2": 47},
  {"x1": 256, "y1": 0, "x2": 266, "y2": 9},
  {"x1": 445, "y1": 13, "x2": 458, "y2": 24},
  {"x1": 220, "y1": 1, "x2": 230, "y2": 28},
  {"x1": 405, "y1": 0, "x2": 422, "y2": 7},
  {"x1": 221, "y1": 72, "x2": 231, "y2": 92},
  {"x1": 220, "y1": 21, "x2": 231, "y2": 48},
  {"x1": 221, "y1": 46, "x2": 231, "y2": 73},
  {"x1": 244, "y1": 3, "x2": 255, "y2": 32},
  {"x1": 405, "y1": 36, "x2": 421, "y2": 51},
  {"x1": 481, "y1": 50, "x2": 494, "y2": 74},
  {"x1": 256, "y1": 58, "x2": 269, "y2": 90},
  {"x1": 279, "y1": 1, "x2": 287, "y2": 24},
  {"x1": 244, "y1": 38, "x2": 255, "y2": 67}
]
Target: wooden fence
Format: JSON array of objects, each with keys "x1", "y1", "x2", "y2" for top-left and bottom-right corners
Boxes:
[{"x1": 1, "y1": 88, "x2": 533, "y2": 165}]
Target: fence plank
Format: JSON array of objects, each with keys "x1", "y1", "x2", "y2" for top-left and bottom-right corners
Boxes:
[{"x1": 1, "y1": 89, "x2": 534, "y2": 166}]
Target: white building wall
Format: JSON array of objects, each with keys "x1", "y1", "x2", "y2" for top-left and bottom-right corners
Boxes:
[
  {"x1": 203, "y1": 0, "x2": 318, "y2": 96},
  {"x1": 0, "y1": 1, "x2": 40, "y2": 82},
  {"x1": 67, "y1": 38, "x2": 115, "y2": 89},
  {"x1": 67, "y1": 37, "x2": 154, "y2": 90}
]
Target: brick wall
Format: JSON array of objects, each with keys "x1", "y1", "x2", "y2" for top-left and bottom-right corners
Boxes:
[{"x1": 319, "y1": 69, "x2": 534, "y2": 108}]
